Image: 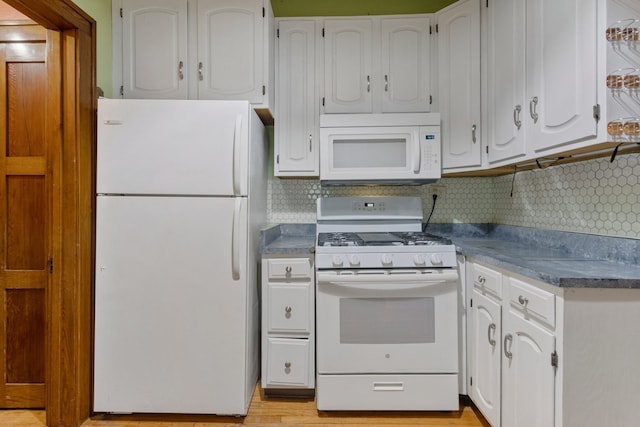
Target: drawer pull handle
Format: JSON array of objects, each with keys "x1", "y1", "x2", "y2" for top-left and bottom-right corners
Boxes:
[
  {"x1": 518, "y1": 295, "x2": 529, "y2": 307},
  {"x1": 504, "y1": 334, "x2": 513, "y2": 359},
  {"x1": 477, "y1": 275, "x2": 486, "y2": 284},
  {"x1": 488, "y1": 323, "x2": 496, "y2": 346},
  {"x1": 285, "y1": 266, "x2": 292, "y2": 273}
]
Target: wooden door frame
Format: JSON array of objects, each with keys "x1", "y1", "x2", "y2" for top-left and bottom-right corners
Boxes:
[{"x1": 3, "y1": 1, "x2": 95, "y2": 426}]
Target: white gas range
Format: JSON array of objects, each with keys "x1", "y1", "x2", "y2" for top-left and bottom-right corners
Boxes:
[{"x1": 314, "y1": 196, "x2": 460, "y2": 411}]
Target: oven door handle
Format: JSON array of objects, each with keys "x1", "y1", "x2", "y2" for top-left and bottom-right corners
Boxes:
[{"x1": 317, "y1": 271, "x2": 458, "y2": 290}]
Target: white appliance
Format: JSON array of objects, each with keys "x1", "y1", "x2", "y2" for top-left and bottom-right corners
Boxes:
[
  {"x1": 315, "y1": 196, "x2": 459, "y2": 411},
  {"x1": 319, "y1": 114, "x2": 441, "y2": 184},
  {"x1": 93, "y1": 99, "x2": 267, "y2": 415}
]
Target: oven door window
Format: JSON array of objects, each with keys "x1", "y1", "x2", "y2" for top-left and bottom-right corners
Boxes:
[{"x1": 340, "y1": 297, "x2": 435, "y2": 344}]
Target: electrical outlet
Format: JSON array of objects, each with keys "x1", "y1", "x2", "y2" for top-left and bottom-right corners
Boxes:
[{"x1": 429, "y1": 184, "x2": 446, "y2": 199}]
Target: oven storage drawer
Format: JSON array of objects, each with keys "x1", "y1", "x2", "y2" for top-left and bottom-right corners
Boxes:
[
  {"x1": 471, "y1": 262, "x2": 503, "y2": 299},
  {"x1": 316, "y1": 374, "x2": 459, "y2": 411},
  {"x1": 267, "y1": 282, "x2": 312, "y2": 334},
  {"x1": 508, "y1": 276, "x2": 555, "y2": 327},
  {"x1": 267, "y1": 258, "x2": 312, "y2": 280},
  {"x1": 265, "y1": 338, "x2": 312, "y2": 388}
]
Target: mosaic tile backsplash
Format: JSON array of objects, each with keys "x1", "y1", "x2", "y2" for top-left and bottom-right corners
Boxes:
[{"x1": 267, "y1": 152, "x2": 640, "y2": 240}]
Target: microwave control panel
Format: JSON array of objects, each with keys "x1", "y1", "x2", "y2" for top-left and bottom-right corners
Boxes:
[{"x1": 420, "y1": 127, "x2": 441, "y2": 172}]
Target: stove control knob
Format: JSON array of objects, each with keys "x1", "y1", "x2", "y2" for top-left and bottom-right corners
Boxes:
[
  {"x1": 430, "y1": 254, "x2": 443, "y2": 265},
  {"x1": 380, "y1": 254, "x2": 393, "y2": 266},
  {"x1": 414, "y1": 254, "x2": 426, "y2": 266},
  {"x1": 349, "y1": 255, "x2": 360, "y2": 266},
  {"x1": 332, "y1": 256, "x2": 344, "y2": 267}
]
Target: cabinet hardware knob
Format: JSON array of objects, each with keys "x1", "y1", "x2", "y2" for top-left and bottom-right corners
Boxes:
[
  {"x1": 518, "y1": 295, "x2": 529, "y2": 306},
  {"x1": 178, "y1": 61, "x2": 184, "y2": 80},
  {"x1": 384, "y1": 74, "x2": 389, "y2": 92},
  {"x1": 488, "y1": 323, "x2": 496, "y2": 346},
  {"x1": 309, "y1": 134, "x2": 312, "y2": 152},
  {"x1": 198, "y1": 62, "x2": 204, "y2": 81},
  {"x1": 367, "y1": 75, "x2": 371, "y2": 92},
  {"x1": 285, "y1": 306, "x2": 292, "y2": 314},
  {"x1": 530, "y1": 96, "x2": 539, "y2": 123},
  {"x1": 514, "y1": 105, "x2": 522, "y2": 130},
  {"x1": 472, "y1": 124, "x2": 477, "y2": 143},
  {"x1": 284, "y1": 361, "x2": 291, "y2": 369},
  {"x1": 477, "y1": 275, "x2": 486, "y2": 284},
  {"x1": 285, "y1": 266, "x2": 292, "y2": 273},
  {"x1": 504, "y1": 334, "x2": 513, "y2": 359}
]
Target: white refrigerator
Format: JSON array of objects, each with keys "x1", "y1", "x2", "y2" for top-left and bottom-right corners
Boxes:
[{"x1": 93, "y1": 99, "x2": 267, "y2": 415}]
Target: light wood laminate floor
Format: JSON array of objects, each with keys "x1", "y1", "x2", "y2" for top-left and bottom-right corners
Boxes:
[{"x1": 0, "y1": 384, "x2": 490, "y2": 427}]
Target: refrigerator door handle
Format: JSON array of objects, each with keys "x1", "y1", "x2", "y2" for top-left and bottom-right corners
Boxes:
[
  {"x1": 231, "y1": 198, "x2": 241, "y2": 280},
  {"x1": 232, "y1": 114, "x2": 242, "y2": 196}
]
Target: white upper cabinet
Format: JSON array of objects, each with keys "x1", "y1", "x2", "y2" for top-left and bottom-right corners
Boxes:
[
  {"x1": 323, "y1": 16, "x2": 431, "y2": 114},
  {"x1": 275, "y1": 19, "x2": 320, "y2": 176},
  {"x1": 485, "y1": 0, "x2": 598, "y2": 165},
  {"x1": 323, "y1": 19, "x2": 374, "y2": 114},
  {"x1": 196, "y1": 0, "x2": 264, "y2": 103},
  {"x1": 380, "y1": 17, "x2": 431, "y2": 112},
  {"x1": 526, "y1": 0, "x2": 597, "y2": 154},
  {"x1": 486, "y1": 0, "x2": 527, "y2": 165},
  {"x1": 121, "y1": 0, "x2": 188, "y2": 99},
  {"x1": 114, "y1": 0, "x2": 274, "y2": 114},
  {"x1": 437, "y1": 0, "x2": 481, "y2": 170}
]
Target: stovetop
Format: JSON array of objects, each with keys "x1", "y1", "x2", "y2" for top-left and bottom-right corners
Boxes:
[{"x1": 317, "y1": 232, "x2": 453, "y2": 247}]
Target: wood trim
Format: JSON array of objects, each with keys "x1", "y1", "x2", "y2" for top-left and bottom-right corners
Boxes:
[{"x1": 1, "y1": 1, "x2": 96, "y2": 426}]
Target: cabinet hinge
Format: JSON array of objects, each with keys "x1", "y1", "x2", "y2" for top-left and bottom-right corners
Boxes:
[
  {"x1": 120, "y1": 85, "x2": 124, "y2": 96},
  {"x1": 436, "y1": 24, "x2": 439, "y2": 33},
  {"x1": 470, "y1": 298, "x2": 473, "y2": 308},
  {"x1": 262, "y1": 7, "x2": 265, "y2": 17},
  {"x1": 276, "y1": 154, "x2": 280, "y2": 164},
  {"x1": 120, "y1": 8, "x2": 123, "y2": 18},
  {"x1": 322, "y1": 28, "x2": 325, "y2": 37},
  {"x1": 593, "y1": 104, "x2": 601, "y2": 121},
  {"x1": 486, "y1": 146, "x2": 489, "y2": 154},
  {"x1": 551, "y1": 351, "x2": 558, "y2": 368},
  {"x1": 486, "y1": 0, "x2": 489, "y2": 7},
  {"x1": 430, "y1": 95, "x2": 433, "y2": 105},
  {"x1": 263, "y1": 85, "x2": 266, "y2": 95},
  {"x1": 277, "y1": 28, "x2": 279, "y2": 38},
  {"x1": 47, "y1": 257, "x2": 53, "y2": 274},
  {"x1": 322, "y1": 97, "x2": 325, "y2": 107},
  {"x1": 470, "y1": 376, "x2": 473, "y2": 386},
  {"x1": 429, "y1": 25, "x2": 432, "y2": 35}
]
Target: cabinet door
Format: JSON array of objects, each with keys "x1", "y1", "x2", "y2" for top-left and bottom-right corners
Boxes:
[
  {"x1": 380, "y1": 17, "x2": 431, "y2": 113},
  {"x1": 526, "y1": 0, "x2": 597, "y2": 153},
  {"x1": 502, "y1": 311, "x2": 555, "y2": 427},
  {"x1": 122, "y1": 0, "x2": 188, "y2": 99},
  {"x1": 275, "y1": 20, "x2": 319, "y2": 176},
  {"x1": 196, "y1": 0, "x2": 264, "y2": 102},
  {"x1": 469, "y1": 290, "x2": 502, "y2": 427},
  {"x1": 324, "y1": 19, "x2": 373, "y2": 113},
  {"x1": 486, "y1": 0, "x2": 527, "y2": 164},
  {"x1": 438, "y1": 0, "x2": 481, "y2": 169}
]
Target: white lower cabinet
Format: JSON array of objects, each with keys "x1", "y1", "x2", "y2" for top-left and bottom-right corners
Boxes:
[
  {"x1": 261, "y1": 255, "x2": 315, "y2": 391},
  {"x1": 467, "y1": 261, "x2": 556, "y2": 427}
]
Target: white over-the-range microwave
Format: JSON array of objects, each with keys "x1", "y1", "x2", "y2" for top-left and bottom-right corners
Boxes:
[{"x1": 319, "y1": 113, "x2": 441, "y2": 185}]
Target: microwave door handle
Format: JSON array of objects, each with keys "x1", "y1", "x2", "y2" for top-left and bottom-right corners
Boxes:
[{"x1": 413, "y1": 135, "x2": 421, "y2": 173}]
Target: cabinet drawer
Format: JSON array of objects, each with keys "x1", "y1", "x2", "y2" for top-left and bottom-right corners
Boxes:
[
  {"x1": 508, "y1": 277, "x2": 555, "y2": 327},
  {"x1": 471, "y1": 263, "x2": 502, "y2": 299},
  {"x1": 266, "y1": 338, "x2": 311, "y2": 387},
  {"x1": 267, "y1": 282, "x2": 311, "y2": 334},
  {"x1": 267, "y1": 258, "x2": 312, "y2": 280}
]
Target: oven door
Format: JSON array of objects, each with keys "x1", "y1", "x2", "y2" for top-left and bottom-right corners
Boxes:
[{"x1": 316, "y1": 269, "x2": 458, "y2": 374}]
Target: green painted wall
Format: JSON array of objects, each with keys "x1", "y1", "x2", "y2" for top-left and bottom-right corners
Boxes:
[
  {"x1": 72, "y1": 0, "x2": 112, "y2": 97},
  {"x1": 271, "y1": 0, "x2": 458, "y2": 17},
  {"x1": 70, "y1": 0, "x2": 457, "y2": 99}
]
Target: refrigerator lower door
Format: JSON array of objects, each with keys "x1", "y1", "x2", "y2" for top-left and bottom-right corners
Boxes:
[{"x1": 94, "y1": 195, "x2": 254, "y2": 415}]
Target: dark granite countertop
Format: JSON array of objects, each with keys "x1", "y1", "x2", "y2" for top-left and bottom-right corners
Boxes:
[
  {"x1": 259, "y1": 224, "x2": 316, "y2": 255},
  {"x1": 427, "y1": 224, "x2": 640, "y2": 289}
]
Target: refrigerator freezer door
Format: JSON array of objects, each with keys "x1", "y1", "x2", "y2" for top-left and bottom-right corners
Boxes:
[
  {"x1": 97, "y1": 99, "x2": 249, "y2": 196},
  {"x1": 94, "y1": 195, "x2": 252, "y2": 414}
]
